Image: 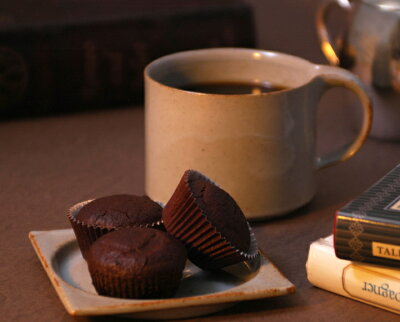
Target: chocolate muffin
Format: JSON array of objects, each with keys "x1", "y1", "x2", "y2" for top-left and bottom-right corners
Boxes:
[
  {"x1": 76, "y1": 194, "x2": 162, "y2": 228},
  {"x1": 68, "y1": 194, "x2": 163, "y2": 259},
  {"x1": 162, "y1": 170, "x2": 258, "y2": 270},
  {"x1": 86, "y1": 227, "x2": 187, "y2": 299}
]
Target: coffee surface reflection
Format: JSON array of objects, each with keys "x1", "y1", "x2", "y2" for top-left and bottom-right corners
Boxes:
[{"x1": 181, "y1": 82, "x2": 288, "y2": 95}]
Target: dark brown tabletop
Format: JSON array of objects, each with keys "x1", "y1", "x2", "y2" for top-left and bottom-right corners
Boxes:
[{"x1": 1, "y1": 1, "x2": 400, "y2": 321}]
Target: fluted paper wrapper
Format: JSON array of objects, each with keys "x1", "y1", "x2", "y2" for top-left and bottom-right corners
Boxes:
[
  {"x1": 67, "y1": 200, "x2": 163, "y2": 260},
  {"x1": 163, "y1": 171, "x2": 259, "y2": 270},
  {"x1": 88, "y1": 268, "x2": 183, "y2": 299}
]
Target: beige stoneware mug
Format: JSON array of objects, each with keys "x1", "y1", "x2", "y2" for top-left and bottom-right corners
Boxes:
[{"x1": 144, "y1": 48, "x2": 372, "y2": 220}]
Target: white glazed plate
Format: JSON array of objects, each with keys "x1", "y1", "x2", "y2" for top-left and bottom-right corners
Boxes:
[{"x1": 29, "y1": 229, "x2": 295, "y2": 319}]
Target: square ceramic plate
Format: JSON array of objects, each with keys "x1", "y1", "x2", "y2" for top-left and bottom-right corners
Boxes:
[{"x1": 29, "y1": 229, "x2": 295, "y2": 319}]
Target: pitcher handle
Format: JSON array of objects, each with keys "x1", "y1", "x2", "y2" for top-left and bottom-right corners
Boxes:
[
  {"x1": 314, "y1": 65, "x2": 373, "y2": 169},
  {"x1": 316, "y1": 0, "x2": 353, "y2": 66}
]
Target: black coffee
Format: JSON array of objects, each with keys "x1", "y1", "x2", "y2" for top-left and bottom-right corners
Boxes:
[{"x1": 181, "y1": 81, "x2": 288, "y2": 95}]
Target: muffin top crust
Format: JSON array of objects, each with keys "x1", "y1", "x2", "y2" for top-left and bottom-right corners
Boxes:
[
  {"x1": 76, "y1": 194, "x2": 162, "y2": 229},
  {"x1": 187, "y1": 170, "x2": 250, "y2": 253},
  {"x1": 87, "y1": 227, "x2": 187, "y2": 276}
]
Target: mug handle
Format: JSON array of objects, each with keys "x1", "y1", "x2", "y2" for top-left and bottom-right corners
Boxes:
[
  {"x1": 315, "y1": 0, "x2": 352, "y2": 66},
  {"x1": 314, "y1": 65, "x2": 373, "y2": 169}
]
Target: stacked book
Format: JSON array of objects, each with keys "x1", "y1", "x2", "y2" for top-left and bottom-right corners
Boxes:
[{"x1": 306, "y1": 164, "x2": 400, "y2": 314}]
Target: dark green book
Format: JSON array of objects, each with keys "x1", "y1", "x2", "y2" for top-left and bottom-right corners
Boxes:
[
  {"x1": 334, "y1": 164, "x2": 400, "y2": 268},
  {"x1": 0, "y1": 0, "x2": 255, "y2": 119}
]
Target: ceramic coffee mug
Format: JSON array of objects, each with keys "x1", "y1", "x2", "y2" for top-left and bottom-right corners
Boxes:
[{"x1": 144, "y1": 48, "x2": 372, "y2": 220}]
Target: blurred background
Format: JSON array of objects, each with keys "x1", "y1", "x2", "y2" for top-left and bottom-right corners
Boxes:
[
  {"x1": 0, "y1": 0, "x2": 342, "y2": 119},
  {"x1": 245, "y1": 0, "x2": 330, "y2": 63}
]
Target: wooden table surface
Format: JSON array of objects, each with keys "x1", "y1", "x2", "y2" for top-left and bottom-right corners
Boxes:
[
  {"x1": 1, "y1": 1, "x2": 400, "y2": 321},
  {"x1": 1, "y1": 103, "x2": 400, "y2": 322}
]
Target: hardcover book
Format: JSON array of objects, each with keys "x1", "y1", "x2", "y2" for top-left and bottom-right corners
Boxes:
[
  {"x1": 306, "y1": 235, "x2": 400, "y2": 314},
  {"x1": 334, "y1": 164, "x2": 400, "y2": 268},
  {"x1": 0, "y1": 0, "x2": 255, "y2": 118}
]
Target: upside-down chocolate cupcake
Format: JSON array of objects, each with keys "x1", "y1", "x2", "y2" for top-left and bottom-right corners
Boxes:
[
  {"x1": 86, "y1": 227, "x2": 187, "y2": 299},
  {"x1": 68, "y1": 194, "x2": 163, "y2": 259},
  {"x1": 162, "y1": 170, "x2": 258, "y2": 270}
]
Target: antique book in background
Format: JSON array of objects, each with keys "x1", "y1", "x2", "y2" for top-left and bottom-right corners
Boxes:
[{"x1": 0, "y1": 0, "x2": 255, "y2": 118}]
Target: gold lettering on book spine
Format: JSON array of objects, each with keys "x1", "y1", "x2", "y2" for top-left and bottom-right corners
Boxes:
[{"x1": 372, "y1": 242, "x2": 400, "y2": 261}]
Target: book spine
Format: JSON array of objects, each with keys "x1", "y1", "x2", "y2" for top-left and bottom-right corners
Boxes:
[
  {"x1": 0, "y1": 4, "x2": 255, "y2": 118},
  {"x1": 334, "y1": 211, "x2": 400, "y2": 268},
  {"x1": 306, "y1": 237, "x2": 400, "y2": 314}
]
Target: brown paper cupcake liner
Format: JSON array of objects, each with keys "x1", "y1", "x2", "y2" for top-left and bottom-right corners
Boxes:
[
  {"x1": 67, "y1": 199, "x2": 164, "y2": 260},
  {"x1": 189, "y1": 226, "x2": 259, "y2": 269},
  {"x1": 163, "y1": 171, "x2": 259, "y2": 270},
  {"x1": 89, "y1": 269, "x2": 183, "y2": 299}
]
